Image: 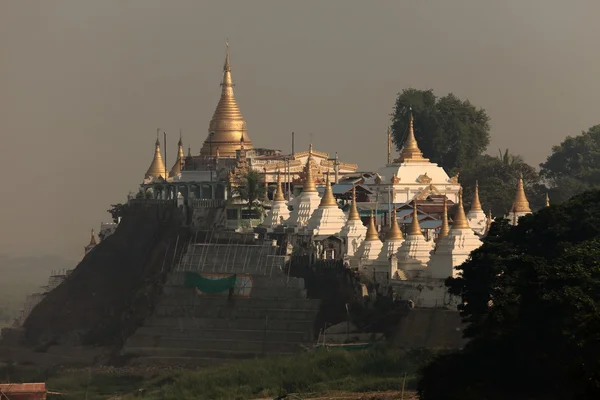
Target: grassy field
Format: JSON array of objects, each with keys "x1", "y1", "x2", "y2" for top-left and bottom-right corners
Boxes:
[{"x1": 37, "y1": 346, "x2": 433, "y2": 400}]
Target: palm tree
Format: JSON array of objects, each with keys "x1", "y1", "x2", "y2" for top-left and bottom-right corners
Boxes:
[
  {"x1": 233, "y1": 169, "x2": 266, "y2": 221},
  {"x1": 497, "y1": 148, "x2": 524, "y2": 166}
]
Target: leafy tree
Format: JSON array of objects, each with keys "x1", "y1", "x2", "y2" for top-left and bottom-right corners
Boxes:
[
  {"x1": 391, "y1": 89, "x2": 491, "y2": 172},
  {"x1": 107, "y1": 203, "x2": 127, "y2": 223},
  {"x1": 459, "y1": 153, "x2": 547, "y2": 216},
  {"x1": 540, "y1": 125, "x2": 600, "y2": 202},
  {"x1": 232, "y1": 169, "x2": 266, "y2": 218},
  {"x1": 418, "y1": 190, "x2": 600, "y2": 400}
]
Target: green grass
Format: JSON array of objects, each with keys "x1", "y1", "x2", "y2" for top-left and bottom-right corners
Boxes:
[{"x1": 37, "y1": 345, "x2": 433, "y2": 400}]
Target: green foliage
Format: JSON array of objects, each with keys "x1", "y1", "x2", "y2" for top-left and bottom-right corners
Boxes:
[
  {"x1": 391, "y1": 89, "x2": 491, "y2": 171},
  {"x1": 459, "y1": 154, "x2": 547, "y2": 216},
  {"x1": 233, "y1": 169, "x2": 266, "y2": 207},
  {"x1": 418, "y1": 190, "x2": 600, "y2": 399},
  {"x1": 107, "y1": 203, "x2": 127, "y2": 223},
  {"x1": 540, "y1": 125, "x2": 600, "y2": 202}
]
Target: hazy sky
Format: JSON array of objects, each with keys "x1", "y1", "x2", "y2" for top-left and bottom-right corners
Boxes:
[{"x1": 1, "y1": 0, "x2": 599, "y2": 260}]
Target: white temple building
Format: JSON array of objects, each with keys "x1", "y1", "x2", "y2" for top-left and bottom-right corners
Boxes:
[{"x1": 370, "y1": 113, "x2": 462, "y2": 205}]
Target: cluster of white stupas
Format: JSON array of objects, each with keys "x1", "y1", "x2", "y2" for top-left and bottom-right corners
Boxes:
[{"x1": 262, "y1": 114, "x2": 534, "y2": 282}]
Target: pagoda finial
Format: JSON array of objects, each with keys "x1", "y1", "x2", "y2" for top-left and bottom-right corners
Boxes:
[
  {"x1": 408, "y1": 201, "x2": 423, "y2": 236},
  {"x1": 452, "y1": 188, "x2": 471, "y2": 229},
  {"x1": 512, "y1": 174, "x2": 531, "y2": 213},
  {"x1": 365, "y1": 211, "x2": 380, "y2": 241},
  {"x1": 169, "y1": 134, "x2": 185, "y2": 177},
  {"x1": 224, "y1": 38, "x2": 231, "y2": 72},
  {"x1": 545, "y1": 192, "x2": 550, "y2": 207},
  {"x1": 386, "y1": 208, "x2": 403, "y2": 241},
  {"x1": 348, "y1": 185, "x2": 361, "y2": 221},
  {"x1": 437, "y1": 197, "x2": 450, "y2": 240},
  {"x1": 274, "y1": 169, "x2": 285, "y2": 202},
  {"x1": 319, "y1": 171, "x2": 337, "y2": 207},
  {"x1": 89, "y1": 229, "x2": 97, "y2": 246},
  {"x1": 145, "y1": 135, "x2": 167, "y2": 179},
  {"x1": 302, "y1": 145, "x2": 317, "y2": 192},
  {"x1": 399, "y1": 109, "x2": 428, "y2": 163},
  {"x1": 470, "y1": 181, "x2": 483, "y2": 211}
]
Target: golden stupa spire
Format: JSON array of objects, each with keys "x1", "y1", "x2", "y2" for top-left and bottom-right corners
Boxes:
[
  {"x1": 169, "y1": 132, "x2": 185, "y2": 177},
  {"x1": 545, "y1": 192, "x2": 550, "y2": 207},
  {"x1": 365, "y1": 211, "x2": 380, "y2": 241},
  {"x1": 470, "y1": 181, "x2": 483, "y2": 211},
  {"x1": 512, "y1": 174, "x2": 531, "y2": 213},
  {"x1": 302, "y1": 144, "x2": 317, "y2": 192},
  {"x1": 319, "y1": 171, "x2": 337, "y2": 207},
  {"x1": 386, "y1": 208, "x2": 403, "y2": 241},
  {"x1": 485, "y1": 209, "x2": 493, "y2": 233},
  {"x1": 89, "y1": 229, "x2": 97, "y2": 246},
  {"x1": 145, "y1": 134, "x2": 167, "y2": 179},
  {"x1": 437, "y1": 197, "x2": 450, "y2": 240},
  {"x1": 348, "y1": 185, "x2": 361, "y2": 221},
  {"x1": 200, "y1": 40, "x2": 252, "y2": 157},
  {"x1": 399, "y1": 110, "x2": 428, "y2": 163},
  {"x1": 408, "y1": 201, "x2": 423, "y2": 236},
  {"x1": 452, "y1": 188, "x2": 471, "y2": 229},
  {"x1": 274, "y1": 170, "x2": 285, "y2": 201}
]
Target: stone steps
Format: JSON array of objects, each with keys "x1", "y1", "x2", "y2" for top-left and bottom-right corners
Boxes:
[
  {"x1": 125, "y1": 344, "x2": 301, "y2": 358},
  {"x1": 157, "y1": 296, "x2": 321, "y2": 311},
  {"x1": 153, "y1": 305, "x2": 319, "y2": 320},
  {"x1": 132, "y1": 327, "x2": 310, "y2": 343},
  {"x1": 143, "y1": 316, "x2": 316, "y2": 332}
]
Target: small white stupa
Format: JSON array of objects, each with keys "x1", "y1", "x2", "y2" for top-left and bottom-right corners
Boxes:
[
  {"x1": 378, "y1": 208, "x2": 404, "y2": 260},
  {"x1": 428, "y1": 191, "x2": 483, "y2": 279},
  {"x1": 307, "y1": 172, "x2": 347, "y2": 236},
  {"x1": 467, "y1": 181, "x2": 487, "y2": 235},
  {"x1": 396, "y1": 202, "x2": 434, "y2": 276},
  {"x1": 262, "y1": 170, "x2": 290, "y2": 230},
  {"x1": 340, "y1": 185, "x2": 367, "y2": 257},
  {"x1": 354, "y1": 211, "x2": 383, "y2": 266},
  {"x1": 287, "y1": 144, "x2": 322, "y2": 228}
]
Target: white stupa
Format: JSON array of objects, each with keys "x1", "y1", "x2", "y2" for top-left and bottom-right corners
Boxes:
[
  {"x1": 428, "y1": 192, "x2": 483, "y2": 279},
  {"x1": 396, "y1": 202, "x2": 434, "y2": 276},
  {"x1": 353, "y1": 211, "x2": 383, "y2": 266},
  {"x1": 307, "y1": 172, "x2": 347, "y2": 236},
  {"x1": 287, "y1": 144, "x2": 322, "y2": 228},
  {"x1": 467, "y1": 181, "x2": 487, "y2": 235},
  {"x1": 378, "y1": 208, "x2": 404, "y2": 261},
  {"x1": 262, "y1": 170, "x2": 290, "y2": 230},
  {"x1": 340, "y1": 185, "x2": 367, "y2": 257}
]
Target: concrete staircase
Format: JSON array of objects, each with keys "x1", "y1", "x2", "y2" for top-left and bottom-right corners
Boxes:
[{"x1": 124, "y1": 242, "x2": 321, "y2": 367}]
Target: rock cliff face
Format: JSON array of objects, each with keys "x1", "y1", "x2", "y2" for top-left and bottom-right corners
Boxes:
[{"x1": 23, "y1": 201, "x2": 188, "y2": 347}]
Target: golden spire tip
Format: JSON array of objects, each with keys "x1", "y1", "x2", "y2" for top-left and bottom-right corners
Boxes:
[
  {"x1": 365, "y1": 210, "x2": 380, "y2": 241},
  {"x1": 452, "y1": 188, "x2": 471, "y2": 229}
]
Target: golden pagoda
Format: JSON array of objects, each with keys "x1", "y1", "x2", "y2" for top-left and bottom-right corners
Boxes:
[
  {"x1": 348, "y1": 185, "x2": 361, "y2": 221},
  {"x1": 408, "y1": 202, "x2": 423, "y2": 236},
  {"x1": 169, "y1": 136, "x2": 185, "y2": 177},
  {"x1": 452, "y1": 188, "x2": 471, "y2": 229},
  {"x1": 319, "y1": 172, "x2": 337, "y2": 207},
  {"x1": 145, "y1": 137, "x2": 167, "y2": 179},
  {"x1": 365, "y1": 211, "x2": 380, "y2": 241},
  {"x1": 396, "y1": 111, "x2": 429, "y2": 163},
  {"x1": 386, "y1": 209, "x2": 403, "y2": 241},
  {"x1": 545, "y1": 193, "x2": 550, "y2": 207},
  {"x1": 470, "y1": 181, "x2": 483, "y2": 211},
  {"x1": 274, "y1": 170, "x2": 285, "y2": 202},
  {"x1": 88, "y1": 229, "x2": 97, "y2": 246},
  {"x1": 512, "y1": 174, "x2": 531, "y2": 213},
  {"x1": 200, "y1": 41, "x2": 252, "y2": 157},
  {"x1": 437, "y1": 197, "x2": 450, "y2": 240},
  {"x1": 302, "y1": 145, "x2": 318, "y2": 192}
]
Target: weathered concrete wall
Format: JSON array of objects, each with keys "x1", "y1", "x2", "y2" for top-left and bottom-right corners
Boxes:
[{"x1": 392, "y1": 308, "x2": 468, "y2": 349}]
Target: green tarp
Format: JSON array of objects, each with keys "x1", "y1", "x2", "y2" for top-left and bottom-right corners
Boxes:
[{"x1": 184, "y1": 272, "x2": 237, "y2": 294}]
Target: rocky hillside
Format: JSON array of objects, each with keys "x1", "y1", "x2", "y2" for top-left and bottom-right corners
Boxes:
[{"x1": 22, "y1": 201, "x2": 189, "y2": 348}]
